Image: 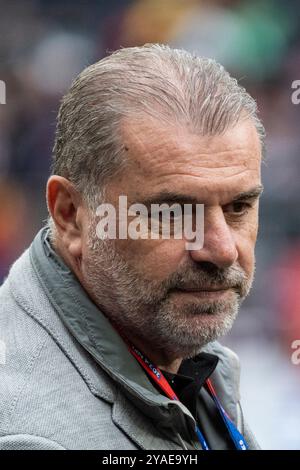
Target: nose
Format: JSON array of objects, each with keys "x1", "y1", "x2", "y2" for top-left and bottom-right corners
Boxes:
[{"x1": 189, "y1": 206, "x2": 238, "y2": 269}]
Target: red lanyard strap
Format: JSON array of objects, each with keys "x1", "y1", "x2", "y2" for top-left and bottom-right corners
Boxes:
[{"x1": 129, "y1": 343, "x2": 179, "y2": 401}]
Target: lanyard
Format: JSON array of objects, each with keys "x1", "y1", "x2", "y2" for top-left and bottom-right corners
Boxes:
[{"x1": 126, "y1": 341, "x2": 248, "y2": 451}]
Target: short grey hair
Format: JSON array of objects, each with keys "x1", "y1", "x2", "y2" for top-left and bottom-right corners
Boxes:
[{"x1": 51, "y1": 43, "x2": 265, "y2": 209}]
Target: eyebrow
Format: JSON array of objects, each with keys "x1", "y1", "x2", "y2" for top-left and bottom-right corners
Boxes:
[
  {"x1": 231, "y1": 184, "x2": 264, "y2": 202},
  {"x1": 139, "y1": 184, "x2": 264, "y2": 207}
]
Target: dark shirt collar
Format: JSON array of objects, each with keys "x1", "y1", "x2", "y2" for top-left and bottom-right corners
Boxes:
[{"x1": 161, "y1": 353, "x2": 219, "y2": 417}]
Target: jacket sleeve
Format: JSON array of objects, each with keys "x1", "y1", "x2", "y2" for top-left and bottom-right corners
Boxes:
[{"x1": 0, "y1": 434, "x2": 66, "y2": 450}]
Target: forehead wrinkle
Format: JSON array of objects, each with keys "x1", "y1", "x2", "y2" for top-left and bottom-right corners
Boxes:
[
  {"x1": 124, "y1": 133, "x2": 260, "y2": 173},
  {"x1": 121, "y1": 118, "x2": 261, "y2": 182},
  {"x1": 137, "y1": 155, "x2": 260, "y2": 185},
  {"x1": 151, "y1": 167, "x2": 258, "y2": 183},
  {"x1": 127, "y1": 149, "x2": 259, "y2": 180}
]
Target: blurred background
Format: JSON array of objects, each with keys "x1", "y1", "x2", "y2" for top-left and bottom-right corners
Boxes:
[{"x1": 0, "y1": 0, "x2": 299, "y2": 449}]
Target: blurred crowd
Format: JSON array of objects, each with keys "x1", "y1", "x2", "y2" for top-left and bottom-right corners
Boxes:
[{"x1": 0, "y1": 0, "x2": 299, "y2": 448}]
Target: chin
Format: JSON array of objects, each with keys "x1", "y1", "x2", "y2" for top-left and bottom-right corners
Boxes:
[{"x1": 152, "y1": 307, "x2": 238, "y2": 360}]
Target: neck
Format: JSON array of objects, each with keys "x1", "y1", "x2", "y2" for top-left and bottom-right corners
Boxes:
[
  {"x1": 158, "y1": 358, "x2": 183, "y2": 375},
  {"x1": 53, "y1": 238, "x2": 84, "y2": 283},
  {"x1": 128, "y1": 334, "x2": 183, "y2": 374}
]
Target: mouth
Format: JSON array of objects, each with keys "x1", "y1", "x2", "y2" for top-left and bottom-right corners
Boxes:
[
  {"x1": 177, "y1": 286, "x2": 229, "y2": 292},
  {"x1": 173, "y1": 287, "x2": 231, "y2": 299}
]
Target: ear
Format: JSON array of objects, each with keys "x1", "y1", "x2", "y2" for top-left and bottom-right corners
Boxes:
[{"x1": 46, "y1": 175, "x2": 84, "y2": 258}]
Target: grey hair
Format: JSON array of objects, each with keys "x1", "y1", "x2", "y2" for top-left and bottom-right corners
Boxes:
[{"x1": 51, "y1": 43, "x2": 265, "y2": 209}]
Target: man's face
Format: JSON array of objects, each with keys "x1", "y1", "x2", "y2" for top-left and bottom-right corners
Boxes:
[{"x1": 81, "y1": 117, "x2": 262, "y2": 359}]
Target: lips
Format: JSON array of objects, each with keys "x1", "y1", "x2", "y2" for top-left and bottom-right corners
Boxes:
[
  {"x1": 176, "y1": 287, "x2": 229, "y2": 292},
  {"x1": 172, "y1": 287, "x2": 232, "y2": 300}
]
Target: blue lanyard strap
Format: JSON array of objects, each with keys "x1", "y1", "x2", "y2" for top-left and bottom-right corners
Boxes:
[
  {"x1": 189, "y1": 384, "x2": 248, "y2": 451},
  {"x1": 205, "y1": 379, "x2": 248, "y2": 450}
]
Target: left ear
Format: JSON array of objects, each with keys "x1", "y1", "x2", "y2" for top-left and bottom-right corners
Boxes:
[{"x1": 46, "y1": 175, "x2": 84, "y2": 258}]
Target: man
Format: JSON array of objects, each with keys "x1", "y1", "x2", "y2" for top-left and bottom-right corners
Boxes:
[{"x1": 0, "y1": 44, "x2": 264, "y2": 450}]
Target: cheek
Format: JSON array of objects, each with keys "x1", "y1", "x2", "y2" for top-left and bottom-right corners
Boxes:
[
  {"x1": 116, "y1": 238, "x2": 187, "y2": 281},
  {"x1": 239, "y1": 246, "x2": 255, "y2": 278},
  {"x1": 235, "y1": 220, "x2": 258, "y2": 276}
]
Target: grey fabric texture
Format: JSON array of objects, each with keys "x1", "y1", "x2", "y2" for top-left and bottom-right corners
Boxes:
[{"x1": 0, "y1": 228, "x2": 260, "y2": 450}]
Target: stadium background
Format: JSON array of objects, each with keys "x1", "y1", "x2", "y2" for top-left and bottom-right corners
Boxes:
[{"x1": 0, "y1": 0, "x2": 299, "y2": 449}]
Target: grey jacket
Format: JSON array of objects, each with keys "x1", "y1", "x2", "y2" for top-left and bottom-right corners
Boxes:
[{"x1": 0, "y1": 228, "x2": 259, "y2": 450}]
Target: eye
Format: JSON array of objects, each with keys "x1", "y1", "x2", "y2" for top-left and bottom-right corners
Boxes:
[{"x1": 224, "y1": 201, "x2": 252, "y2": 216}]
